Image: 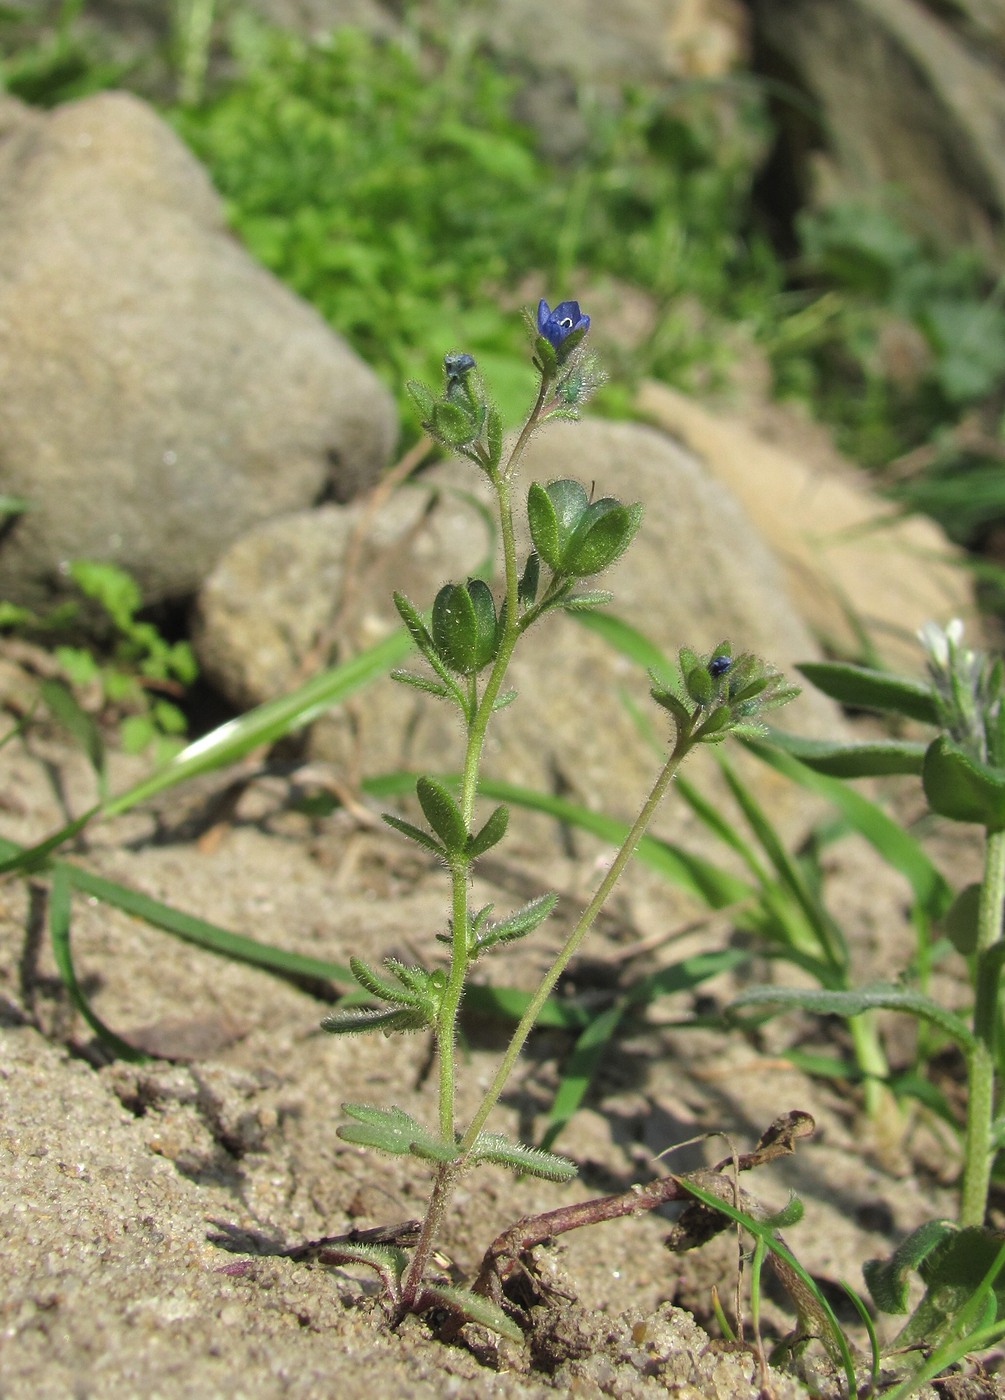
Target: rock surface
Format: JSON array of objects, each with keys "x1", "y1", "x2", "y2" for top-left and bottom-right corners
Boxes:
[
  {"x1": 194, "y1": 417, "x2": 842, "y2": 853},
  {"x1": 752, "y1": 0, "x2": 1005, "y2": 260},
  {"x1": 0, "y1": 90, "x2": 397, "y2": 610},
  {"x1": 637, "y1": 381, "x2": 972, "y2": 668}
]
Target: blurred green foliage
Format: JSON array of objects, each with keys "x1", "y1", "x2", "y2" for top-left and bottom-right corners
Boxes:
[
  {"x1": 4, "y1": 7, "x2": 1004, "y2": 569},
  {"x1": 171, "y1": 24, "x2": 779, "y2": 425},
  {"x1": 1, "y1": 560, "x2": 197, "y2": 761}
]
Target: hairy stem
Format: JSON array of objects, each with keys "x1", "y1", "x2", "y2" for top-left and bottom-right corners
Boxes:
[
  {"x1": 432, "y1": 407, "x2": 543, "y2": 1153},
  {"x1": 460, "y1": 727, "x2": 694, "y2": 1153},
  {"x1": 960, "y1": 827, "x2": 1005, "y2": 1226},
  {"x1": 397, "y1": 1161, "x2": 459, "y2": 1320}
]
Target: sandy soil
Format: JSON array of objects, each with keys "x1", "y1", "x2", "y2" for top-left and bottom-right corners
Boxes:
[{"x1": 0, "y1": 720, "x2": 999, "y2": 1399}]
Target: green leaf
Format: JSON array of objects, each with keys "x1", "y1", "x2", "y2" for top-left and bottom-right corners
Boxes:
[
  {"x1": 420, "y1": 1284, "x2": 523, "y2": 1343},
  {"x1": 685, "y1": 665, "x2": 714, "y2": 705},
  {"x1": 746, "y1": 738, "x2": 954, "y2": 921},
  {"x1": 465, "y1": 578, "x2": 499, "y2": 671},
  {"x1": 321, "y1": 1005, "x2": 430, "y2": 1035},
  {"x1": 47, "y1": 864, "x2": 146, "y2": 1061},
  {"x1": 732, "y1": 981, "x2": 976, "y2": 1052},
  {"x1": 431, "y1": 398, "x2": 477, "y2": 445},
  {"x1": 469, "y1": 1131, "x2": 577, "y2": 1181},
  {"x1": 474, "y1": 892, "x2": 558, "y2": 954},
  {"x1": 761, "y1": 730, "x2": 927, "y2": 778},
  {"x1": 101, "y1": 626, "x2": 412, "y2": 819},
  {"x1": 382, "y1": 812, "x2": 447, "y2": 859},
  {"x1": 346, "y1": 956, "x2": 423, "y2": 1007},
  {"x1": 923, "y1": 735, "x2": 1005, "y2": 829},
  {"x1": 317, "y1": 1240, "x2": 409, "y2": 1293},
  {"x1": 392, "y1": 591, "x2": 435, "y2": 654},
  {"x1": 532, "y1": 334, "x2": 558, "y2": 381},
  {"x1": 61, "y1": 858, "x2": 355, "y2": 984},
  {"x1": 466, "y1": 803, "x2": 509, "y2": 858},
  {"x1": 563, "y1": 500, "x2": 642, "y2": 577},
  {"x1": 485, "y1": 405, "x2": 503, "y2": 470},
  {"x1": 337, "y1": 1103, "x2": 457, "y2": 1162},
  {"x1": 526, "y1": 481, "x2": 562, "y2": 570},
  {"x1": 797, "y1": 661, "x2": 939, "y2": 725},
  {"x1": 390, "y1": 669, "x2": 452, "y2": 700},
  {"x1": 864, "y1": 1219, "x2": 959, "y2": 1315},
  {"x1": 405, "y1": 379, "x2": 436, "y2": 422},
  {"x1": 561, "y1": 591, "x2": 614, "y2": 611},
  {"x1": 892, "y1": 1226, "x2": 1005, "y2": 1351},
  {"x1": 432, "y1": 582, "x2": 480, "y2": 675},
  {"x1": 944, "y1": 883, "x2": 982, "y2": 955},
  {"x1": 415, "y1": 775, "x2": 467, "y2": 854},
  {"x1": 518, "y1": 551, "x2": 540, "y2": 608}
]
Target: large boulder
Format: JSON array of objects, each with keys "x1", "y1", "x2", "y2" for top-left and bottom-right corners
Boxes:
[
  {"x1": 0, "y1": 91, "x2": 397, "y2": 610},
  {"x1": 751, "y1": 0, "x2": 1005, "y2": 260}
]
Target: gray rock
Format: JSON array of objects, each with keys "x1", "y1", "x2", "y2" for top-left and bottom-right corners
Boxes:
[
  {"x1": 753, "y1": 0, "x2": 1005, "y2": 259},
  {"x1": 194, "y1": 418, "x2": 840, "y2": 848},
  {"x1": 0, "y1": 90, "x2": 397, "y2": 610}
]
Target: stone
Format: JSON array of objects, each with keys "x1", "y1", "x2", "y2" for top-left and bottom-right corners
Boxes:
[
  {"x1": 0, "y1": 90, "x2": 397, "y2": 610},
  {"x1": 194, "y1": 417, "x2": 842, "y2": 851},
  {"x1": 751, "y1": 0, "x2": 1005, "y2": 261},
  {"x1": 636, "y1": 380, "x2": 972, "y2": 670}
]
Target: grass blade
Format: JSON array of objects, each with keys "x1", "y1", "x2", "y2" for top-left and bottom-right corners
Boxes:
[
  {"x1": 103, "y1": 628, "x2": 412, "y2": 818},
  {"x1": 746, "y1": 738, "x2": 954, "y2": 920},
  {"x1": 47, "y1": 863, "x2": 146, "y2": 1061}
]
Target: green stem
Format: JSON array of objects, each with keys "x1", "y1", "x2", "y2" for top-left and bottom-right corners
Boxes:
[
  {"x1": 960, "y1": 827, "x2": 1005, "y2": 1226},
  {"x1": 408, "y1": 389, "x2": 552, "y2": 1313},
  {"x1": 432, "y1": 408, "x2": 543, "y2": 1149},
  {"x1": 459, "y1": 729, "x2": 693, "y2": 1152}
]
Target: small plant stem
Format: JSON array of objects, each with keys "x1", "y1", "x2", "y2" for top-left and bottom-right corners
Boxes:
[
  {"x1": 397, "y1": 1162, "x2": 459, "y2": 1317},
  {"x1": 960, "y1": 827, "x2": 1005, "y2": 1226},
  {"x1": 459, "y1": 729, "x2": 694, "y2": 1153},
  {"x1": 404, "y1": 405, "x2": 547, "y2": 1317},
  {"x1": 431, "y1": 421, "x2": 537, "y2": 1146},
  {"x1": 848, "y1": 1012, "x2": 893, "y2": 1121}
]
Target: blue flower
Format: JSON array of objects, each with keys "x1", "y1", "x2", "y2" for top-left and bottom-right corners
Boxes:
[{"x1": 537, "y1": 298, "x2": 590, "y2": 350}]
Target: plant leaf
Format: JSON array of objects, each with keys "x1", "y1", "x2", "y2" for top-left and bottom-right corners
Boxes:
[
  {"x1": 415, "y1": 775, "x2": 467, "y2": 854},
  {"x1": 420, "y1": 1284, "x2": 523, "y2": 1342},
  {"x1": 732, "y1": 981, "x2": 976, "y2": 1051},
  {"x1": 864, "y1": 1219, "x2": 959, "y2": 1315},
  {"x1": 797, "y1": 661, "x2": 939, "y2": 725},
  {"x1": 469, "y1": 1132, "x2": 577, "y2": 1180},
  {"x1": 923, "y1": 734, "x2": 1005, "y2": 829},
  {"x1": 382, "y1": 812, "x2": 447, "y2": 859},
  {"x1": 466, "y1": 803, "x2": 509, "y2": 858},
  {"x1": 337, "y1": 1103, "x2": 457, "y2": 1161},
  {"x1": 760, "y1": 730, "x2": 927, "y2": 778}
]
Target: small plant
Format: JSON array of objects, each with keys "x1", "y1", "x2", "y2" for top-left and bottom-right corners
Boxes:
[
  {"x1": 2, "y1": 558, "x2": 197, "y2": 764},
  {"x1": 317, "y1": 301, "x2": 798, "y2": 1338},
  {"x1": 734, "y1": 620, "x2": 1005, "y2": 1386}
]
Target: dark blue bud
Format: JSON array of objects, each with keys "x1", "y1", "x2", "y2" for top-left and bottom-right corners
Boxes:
[
  {"x1": 444, "y1": 352, "x2": 476, "y2": 387},
  {"x1": 708, "y1": 655, "x2": 732, "y2": 678}
]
